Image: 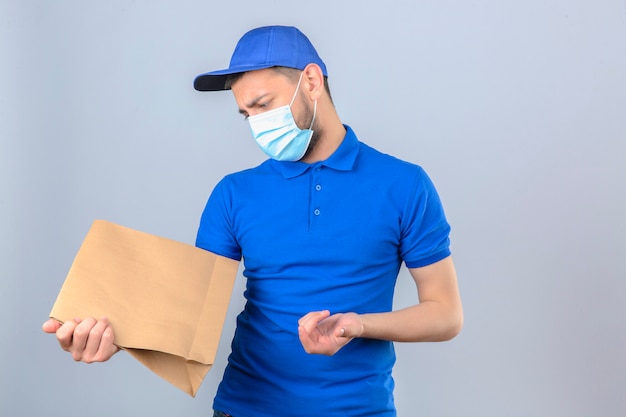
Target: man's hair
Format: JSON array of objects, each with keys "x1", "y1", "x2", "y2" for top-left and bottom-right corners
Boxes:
[{"x1": 225, "y1": 66, "x2": 333, "y2": 102}]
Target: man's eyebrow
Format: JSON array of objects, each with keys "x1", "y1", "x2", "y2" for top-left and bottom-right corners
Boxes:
[{"x1": 239, "y1": 93, "x2": 271, "y2": 114}]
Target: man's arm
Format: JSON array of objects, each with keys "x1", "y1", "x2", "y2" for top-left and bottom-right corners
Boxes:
[
  {"x1": 42, "y1": 317, "x2": 120, "y2": 363},
  {"x1": 298, "y1": 256, "x2": 463, "y2": 355}
]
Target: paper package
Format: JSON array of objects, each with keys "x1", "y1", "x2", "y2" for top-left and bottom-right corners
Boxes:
[{"x1": 49, "y1": 220, "x2": 239, "y2": 396}]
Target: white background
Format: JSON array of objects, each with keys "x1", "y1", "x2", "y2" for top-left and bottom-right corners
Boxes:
[{"x1": 2, "y1": 1, "x2": 625, "y2": 416}]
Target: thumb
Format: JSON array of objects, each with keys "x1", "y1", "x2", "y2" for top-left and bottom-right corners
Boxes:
[
  {"x1": 338, "y1": 325, "x2": 359, "y2": 338},
  {"x1": 42, "y1": 318, "x2": 61, "y2": 333},
  {"x1": 336, "y1": 314, "x2": 365, "y2": 338}
]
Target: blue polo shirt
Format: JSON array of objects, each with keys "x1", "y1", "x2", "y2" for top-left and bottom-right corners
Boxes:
[{"x1": 196, "y1": 125, "x2": 451, "y2": 417}]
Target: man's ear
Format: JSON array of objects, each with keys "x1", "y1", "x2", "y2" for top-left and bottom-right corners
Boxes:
[{"x1": 302, "y1": 63, "x2": 325, "y2": 100}]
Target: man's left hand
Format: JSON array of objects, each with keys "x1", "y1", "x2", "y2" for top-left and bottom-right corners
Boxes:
[{"x1": 297, "y1": 310, "x2": 364, "y2": 355}]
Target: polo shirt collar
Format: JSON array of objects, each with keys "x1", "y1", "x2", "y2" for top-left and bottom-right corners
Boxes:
[{"x1": 270, "y1": 125, "x2": 359, "y2": 179}]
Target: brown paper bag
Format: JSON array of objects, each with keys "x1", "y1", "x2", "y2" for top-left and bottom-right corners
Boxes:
[{"x1": 49, "y1": 220, "x2": 239, "y2": 397}]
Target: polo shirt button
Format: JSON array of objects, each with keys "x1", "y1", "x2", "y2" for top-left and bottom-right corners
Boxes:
[
  {"x1": 315, "y1": 184, "x2": 322, "y2": 191},
  {"x1": 314, "y1": 209, "x2": 321, "y2": 216}
]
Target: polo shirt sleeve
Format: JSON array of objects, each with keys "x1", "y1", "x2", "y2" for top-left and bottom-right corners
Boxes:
[
  {"x1": 400, "y1": 167, "x2": 451, "y2": 269},
  {"x1": 195, "y1": 177, "x2": 242, "y2": 261}
]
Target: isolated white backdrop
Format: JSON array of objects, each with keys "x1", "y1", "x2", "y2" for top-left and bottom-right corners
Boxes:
[{"x1": 2, "y1": 1, "x2": 625, "y2": 416}]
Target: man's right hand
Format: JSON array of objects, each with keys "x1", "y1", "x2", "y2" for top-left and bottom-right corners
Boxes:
[{"x1": 42, "y1": 317, "x2": 120, "y2": 363}]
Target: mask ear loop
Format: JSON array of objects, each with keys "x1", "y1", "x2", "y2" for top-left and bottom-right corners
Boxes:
[
  {"x1": 289, "y1": 72, "x2": 305, "y2": 107},
  {"x1": 290, "y1": 71, "x2": 317, "y2": 130},
  {"x1": 308, "y1": 100, "x2": 317, "y2": 130}
]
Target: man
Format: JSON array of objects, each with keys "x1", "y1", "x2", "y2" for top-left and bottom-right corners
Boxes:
[{"x1": 43, "y1": 25, "x2": 463, "y2": 416}]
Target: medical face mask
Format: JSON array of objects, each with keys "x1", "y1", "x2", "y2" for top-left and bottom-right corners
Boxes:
[{"x1": 247, "y1": 73, "x2": 317, "y2": 161}]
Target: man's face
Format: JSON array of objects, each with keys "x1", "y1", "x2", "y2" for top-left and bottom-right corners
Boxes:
[{"x1": 231, "y1": 68, "x2": 314, "y2": 130}]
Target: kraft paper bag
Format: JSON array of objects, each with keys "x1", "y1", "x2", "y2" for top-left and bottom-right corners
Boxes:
[{"x1": 49, "y1": 220, "x2": 239, "y2": 397}]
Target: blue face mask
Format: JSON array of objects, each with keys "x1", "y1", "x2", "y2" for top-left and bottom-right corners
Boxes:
[{"x1": 247, "y1": 73, "x2": 317, "y2": 161}]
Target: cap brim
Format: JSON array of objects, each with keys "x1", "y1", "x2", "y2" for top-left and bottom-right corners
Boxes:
[
  {"x1": 193, "y1": 73, "x2": 229, "y2": 91},
  {"x1": 193, "y1": 63, "x2": 278, "y2": 91}
]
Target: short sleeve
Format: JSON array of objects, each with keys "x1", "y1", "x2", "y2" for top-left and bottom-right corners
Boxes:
[
  {"x1": 400, "y1": 167, "x2": 451, "y2": 268},
  {"x1": 195, "y1": 177, "x2": 242, "y2": 261}
]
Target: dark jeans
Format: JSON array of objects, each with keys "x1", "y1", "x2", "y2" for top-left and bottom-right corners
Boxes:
[{"x1": 213, "y1": 411, "x2": 231, "y2": 417}]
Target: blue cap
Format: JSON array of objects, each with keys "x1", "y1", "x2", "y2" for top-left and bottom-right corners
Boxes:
[{"x1": 194, "y1": 26, "x2": 328, "y2": 91}]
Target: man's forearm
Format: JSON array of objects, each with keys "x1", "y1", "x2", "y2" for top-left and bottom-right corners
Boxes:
[{"x1": 359, "y1": 301, "x2": 463, "y2": 343}]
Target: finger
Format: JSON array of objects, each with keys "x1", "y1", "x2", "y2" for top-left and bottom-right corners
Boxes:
[
  {"x1": 297, "y1": 324, "x2": 310, "y2": 344},
  {"x1": 97, "y1": 322, "x2": 119, "y2": 361},
  {"x1": 297, "y1": 311, "x2": 317, "y2": 326},
  {"x1": 70, "y1": 317, "x2": 97, "y2": 361},
  {"x1": 42, "y1": 318, "x2": 61, "y2": 334},
  {"x1": 82, "y1": 318, "x2": 113, "y2": 362},
  {"x1": 55, "y1": 319, "x2": 80, "y2": 352},
  {"x1": 298, "y1": 310, "x2": 330, "y2": 331},
  {"x1": 297, "y1": 324, "x2": 317, "y2": 354}
]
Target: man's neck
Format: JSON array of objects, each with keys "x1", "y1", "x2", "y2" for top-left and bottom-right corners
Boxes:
[{"x1": 300, "y1": 116, "x2": 346, "y2": 164}]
